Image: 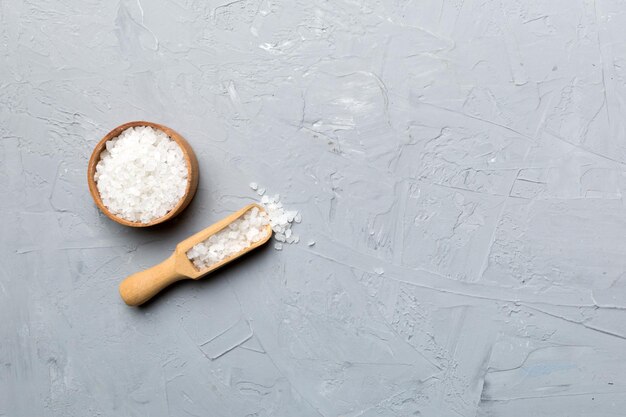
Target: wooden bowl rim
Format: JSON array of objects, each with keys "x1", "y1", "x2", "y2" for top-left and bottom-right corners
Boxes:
[{"x1": 87, "y1": 121, "x2": 199, "y2": 228}]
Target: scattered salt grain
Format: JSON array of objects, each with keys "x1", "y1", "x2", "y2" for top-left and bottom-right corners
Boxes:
[
  {"x1": 186, "y1": 206, "x2": 270, "y2": 270},
  {"x1": 308, "y1": 240, "x2": 315, "y2": 246},
  {"x1": 249, "y1": 182, "x2": 258, "y2": 190},
  {"x1": 374, "y1": 267, "x2": 384, "y2": 275},
  {"x1": 251, "y1": 183, "x2": 302, "y2": 250},
  {"x1": 94, "y1": 126, "x2": 188, "y2": 223}
]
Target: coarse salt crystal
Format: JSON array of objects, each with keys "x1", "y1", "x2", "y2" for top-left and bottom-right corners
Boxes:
[
  {"x1": 251, "y1": 183, "x2": 302, "y2": 251},
  {"x1": 94, "y1": 126, "x2": 188, "y2": 224},
  {"x1": 186, "y1": 207, "x2": 270, "y2": 270}
]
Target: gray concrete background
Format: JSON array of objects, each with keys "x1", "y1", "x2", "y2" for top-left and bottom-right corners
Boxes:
[{"x1": 2, "y1": 0, "x2": 626, "y2": 416}]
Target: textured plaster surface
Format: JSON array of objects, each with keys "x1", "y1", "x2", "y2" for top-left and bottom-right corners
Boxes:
[{"x1": 2, "y1": 0, "x2": 626, "y2": 416}]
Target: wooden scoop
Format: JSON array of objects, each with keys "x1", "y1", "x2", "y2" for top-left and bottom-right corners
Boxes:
[{"x1": 119, "y1": 203, "x2": 272, "y2": 306}]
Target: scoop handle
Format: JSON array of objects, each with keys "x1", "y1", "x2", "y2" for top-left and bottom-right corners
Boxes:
[{"x1": 119, "y1": 254, "x2": 187, "y2": 306}]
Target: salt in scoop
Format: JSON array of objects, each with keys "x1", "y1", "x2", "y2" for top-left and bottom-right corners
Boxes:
[{"x1": 119, "y1": 204, "x2": 272, "y2": 306}]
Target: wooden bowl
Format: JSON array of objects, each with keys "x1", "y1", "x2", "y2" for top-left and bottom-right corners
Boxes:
[{"x1": 87, "y1": 121, "x2": 199, "y2": 227}]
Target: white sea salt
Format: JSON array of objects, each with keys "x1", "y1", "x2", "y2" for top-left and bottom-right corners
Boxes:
[
  {"x1": 94, "y1": 126, "x2": 188, "y2": 223},
  {"x1": 252, "y1": 183, "x2": 301, "y2": 250},
  {"x1": 186, "y1": 207, "x2": 270, "y2": 270}
]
